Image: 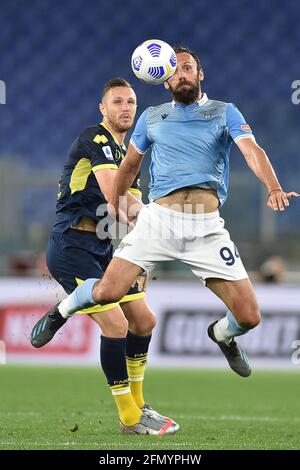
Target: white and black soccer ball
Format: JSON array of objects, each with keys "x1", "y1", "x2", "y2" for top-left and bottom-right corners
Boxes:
[{"x1": 131, "y1": 39, "x2": 177, "y2": 85}]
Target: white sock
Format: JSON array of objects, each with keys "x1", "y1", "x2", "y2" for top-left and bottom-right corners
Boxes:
[
  {"x1": 58, "y1": 298, "x2": 76, "y2": 318},
  {"x1": 213, "y1": 317, "x2": 233, "y2": 345}
]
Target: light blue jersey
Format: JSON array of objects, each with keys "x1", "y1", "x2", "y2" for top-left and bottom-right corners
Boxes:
[{"x1": 130, "y1": 93, "x2": 254, "y2": 206}]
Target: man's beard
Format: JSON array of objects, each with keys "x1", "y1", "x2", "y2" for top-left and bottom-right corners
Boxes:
[
  {"x1": 169, "y1": 80, "x2": 200, "y2": 105},
  {"x1": 116, "y1": 124, "x2": 132, "y2": 133},
  {"x1": 110, "y1": 119, "x2": 133, "y2": 134}
]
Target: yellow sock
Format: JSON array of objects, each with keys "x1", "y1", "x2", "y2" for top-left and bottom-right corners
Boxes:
[
  {"x1": 126, "y1": 355, "x2": 147, "y2": 409},
  {"x1": 110, "y1": 384, "x2": 142, "y2": 426}
]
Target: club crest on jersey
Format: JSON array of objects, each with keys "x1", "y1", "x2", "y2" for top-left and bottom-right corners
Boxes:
[
  {"x1": 241, "y1": 124, "x2": 251, "y2": 132},
  {"x1": 102, "y1": 145, "x2": 114, "y2": 160},
  {"x1": 202, "y1": 111, "x2": 211, "y2": 119}
]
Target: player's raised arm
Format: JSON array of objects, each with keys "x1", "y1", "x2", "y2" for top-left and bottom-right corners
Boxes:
[
  {"x1": 109, "y1": 143, "x2": 144, "y2": 217},
  {"x1": 236, "y1": 137, "x2": 299, "y2": 211},
  {"x1": 109, "y1": 107, "x2": 151, "y2": 217}
]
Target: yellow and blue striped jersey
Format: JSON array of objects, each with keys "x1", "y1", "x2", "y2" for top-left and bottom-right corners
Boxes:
[{"x1": 52, "y1": 122, "x2": 141, "y2": 233}]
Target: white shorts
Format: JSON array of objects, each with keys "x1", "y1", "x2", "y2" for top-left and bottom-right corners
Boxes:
[{"x1": 113, "y1": 202, "x2": 248, "y2": 284}]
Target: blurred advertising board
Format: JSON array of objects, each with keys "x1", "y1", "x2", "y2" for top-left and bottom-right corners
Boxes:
[{"x1": 1, "y1": 278, "x2": 300, "y2": 368}]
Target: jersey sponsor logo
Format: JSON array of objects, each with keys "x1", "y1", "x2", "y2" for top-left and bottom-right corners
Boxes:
[
  {"x1": 241, "y1": 124, "x2": 251, "y2": 132},
  {"x1": 102, "y1": 145, "x2": 114, "y2": 161}
]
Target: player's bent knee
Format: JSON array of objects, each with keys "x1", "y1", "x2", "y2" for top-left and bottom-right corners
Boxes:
[
  {"x1": 93, "y1": 284, "x2": 122, "y2": 305},
  {"x1": 133, "y1": 311, "x2": 157, "y2": 335},
  {"x1": 147, "y1": 311, "x2": 157, "y2": 331},
  {"x1": 239, "y1": 309, "x2": 261, "y2": 329}
]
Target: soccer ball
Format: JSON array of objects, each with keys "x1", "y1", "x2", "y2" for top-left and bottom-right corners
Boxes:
[{"x1": 131, "y1": 39, "x2": 177, "y2": 85}]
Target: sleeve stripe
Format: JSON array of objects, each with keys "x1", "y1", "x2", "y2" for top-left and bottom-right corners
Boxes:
[
  {"x1": 92, "y1": 164, "x2": 118, "y2": 173},
  {"x1": 120, "y1": 292, "x2": 145, "y2": 303},
  {"x1": 130, "y1": 139, "x2": 148, "y2": 154},
  {"x1": 234, "y1": 134, "x2": 255, "y2": 143},
  {"x1": 129, "y1": 188, "x2": 142, "y2": 197}
]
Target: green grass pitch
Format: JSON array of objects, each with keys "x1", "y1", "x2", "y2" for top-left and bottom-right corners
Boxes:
[{"x1": 0, "y1": 366, "x2": 299, "y2": 450}]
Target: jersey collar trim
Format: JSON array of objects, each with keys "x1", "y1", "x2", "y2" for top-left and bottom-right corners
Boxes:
[
  {"x1": 172, "y1": 93, "x2": 208, "y2": 108},
  {"x1": 100, "y1": 121, "x2": 124, "y2": 148},
  {"x1": 197, "y1": 93, "x2": 208, "y2": 106}
]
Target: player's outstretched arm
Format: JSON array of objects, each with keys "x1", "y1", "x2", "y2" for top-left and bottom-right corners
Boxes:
[
  {"x1": 109, "y1": 143, "x2": 144, "y2": 219},
  {"x1": 236, "y1": 137, "x2": 299, "y2": 211},
  {"x1": 94, "y1": 168, "x2": 143, "y2": 226}
]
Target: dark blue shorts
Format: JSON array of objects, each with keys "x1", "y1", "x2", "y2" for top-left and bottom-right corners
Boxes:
[{"x1": 46, "y1": 229, "x2": 144, "y2": 314}]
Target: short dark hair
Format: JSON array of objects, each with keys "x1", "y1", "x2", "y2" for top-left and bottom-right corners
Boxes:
[
  {"x1": 173, "y1": 46, "x2": 202, "y2": 73},
  {"x1": 102, "y1": 77, "x2": 132, "y2": 99}
]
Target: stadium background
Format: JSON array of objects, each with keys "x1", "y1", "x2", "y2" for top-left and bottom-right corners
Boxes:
[{"x1": 0, "y1": 0, "x2": 300, "y2": 451}]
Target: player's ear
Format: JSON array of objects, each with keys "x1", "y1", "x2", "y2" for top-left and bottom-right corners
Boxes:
[
  {"x1": 99, "y1": 102, "x2": 105, "y2": 116},
  {"x1": 164, "y1": 81, "x2": 170, "y2": 90},
  {"x1": 199, "y1": 69, "x2": 204, "y2": 82}
]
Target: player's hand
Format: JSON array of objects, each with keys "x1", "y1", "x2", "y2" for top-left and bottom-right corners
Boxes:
[
  {"x1": 267, "y1": 189, "x2": 300, "y2": 211},
  {"x1": 131, "y1": 271, "x2": 149, "y2": 292},
  {"x1": 107, "y1": 201, "x2": 135, "y2": 228},
  {"x1": 107, "y1": 201, "x2": 118, "y2": 219}
]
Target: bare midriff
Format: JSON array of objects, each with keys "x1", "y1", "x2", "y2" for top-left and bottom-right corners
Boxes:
[
  {"x1": 154, "y1": 187, "x2": 219, "y2": 213},
  {"x1": 71, "y1": 216, "x2": 97, "y2": 232}
]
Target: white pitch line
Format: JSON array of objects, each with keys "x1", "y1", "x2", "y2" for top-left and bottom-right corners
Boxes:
[
  {"x1": 0, "y1": 441, "x2": 193, "y2": 447},
  {"x1": 176, "y1": 414, "x2": 300, "y2": 422}
]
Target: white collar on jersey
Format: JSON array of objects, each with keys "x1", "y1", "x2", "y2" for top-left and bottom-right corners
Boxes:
[
  {"x1": 197, "y1": 93, "x2": 208, "y2": 106},
  {"x1": 172, "y1": 93, "x2": 208, "y2": 107}
]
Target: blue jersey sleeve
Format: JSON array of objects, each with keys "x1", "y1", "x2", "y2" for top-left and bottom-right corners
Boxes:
[
  {"x1": 130, "y1": 109, "x2": 152, "y2": 153},
  {"x1": 226, "y1": 103, "x2": 255, "y2": 143}
]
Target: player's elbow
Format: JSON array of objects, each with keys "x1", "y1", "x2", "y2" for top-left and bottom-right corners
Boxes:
[
  {"x1": 244, "y1": 150, "x2": 267, "y2": 173},
  {"x1": 249, "y1": 144, "x2": 267, "y2": 163}
]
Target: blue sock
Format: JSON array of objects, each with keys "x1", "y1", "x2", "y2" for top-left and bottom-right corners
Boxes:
[
  {"x1": 58, "y1": 278, "x2": 99, "y2": 317},
  {"x1": 226, "y1": 310, "x2": 248, "y2": 336},
  {"x1": 214, "y1": 310, "x2": 249, "y2": 344}
]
